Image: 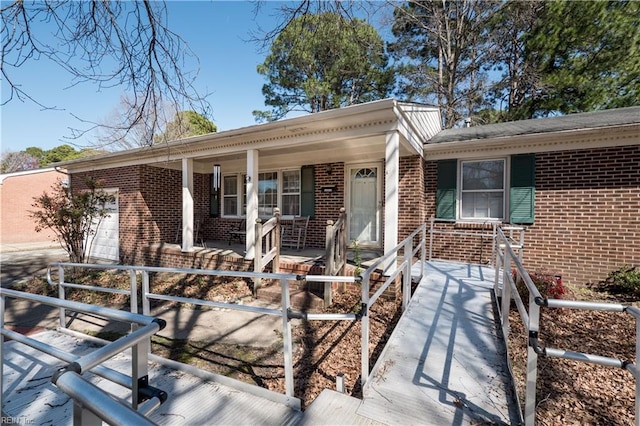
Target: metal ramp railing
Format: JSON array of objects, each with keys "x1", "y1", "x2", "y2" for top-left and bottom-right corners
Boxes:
[
  {"x1": 0, "y1": 288, "x2": 168, "y2": 425},
  {"x1": 494, "y1": 226, "x2": 640, "y2": 425}
]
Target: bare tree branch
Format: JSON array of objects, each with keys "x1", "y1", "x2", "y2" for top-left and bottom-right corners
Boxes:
[{"x1": 1, "y1": 0, "x2": 211, "y2": 146}]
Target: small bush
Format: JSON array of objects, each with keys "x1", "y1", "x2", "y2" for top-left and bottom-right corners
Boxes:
[
  {"x1": 598, "y1": 265, "x2": 640, "y2": 297},
  {"x1": 513, "y1": 269, "x2": 565, "y2": 301}
]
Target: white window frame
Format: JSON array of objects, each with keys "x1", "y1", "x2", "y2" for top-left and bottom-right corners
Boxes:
[
  {"x1": 458, "y1": 158, "x2": 508, "y2": 221},
  {"x1": 221, "y1": 169, "x2": 302, "y2": 218}
]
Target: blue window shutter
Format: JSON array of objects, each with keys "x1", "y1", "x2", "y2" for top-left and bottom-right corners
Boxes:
[
  {"x1": 436, "y1": 160, "x2": 457, "y2": 219},
  {"x1": 510, "y1": 154, "x2": 535, "y2": 224},
  {"x1": 301, "y1": 165, "x2": 315, "y2": 218}
]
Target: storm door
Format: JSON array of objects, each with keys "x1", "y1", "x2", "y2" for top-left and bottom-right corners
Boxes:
[{"x1": 348, "y1": 165, "x2": 381, "y2": 246}]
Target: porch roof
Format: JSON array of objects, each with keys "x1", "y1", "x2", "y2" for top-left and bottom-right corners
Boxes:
[{"x1": 59, "y1": 99, "x2": 441, "y2": 174}]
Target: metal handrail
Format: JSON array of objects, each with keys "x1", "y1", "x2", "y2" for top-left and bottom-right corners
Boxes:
[
  {"x1": 29, "y1": 221, "x2": 430, "y2": 413},
  {"x1": 43, "y1": 261, "x2": 361, "y2": 409},
  {"x1": 360, "y1": 223, "x2": 427, "y2": 387},
  {"x1": 494, "y1": 226, "x2": 639, "y2": 426},
  {"x1": 0, "y1": 288, "x2": 167, "y2": 425}
]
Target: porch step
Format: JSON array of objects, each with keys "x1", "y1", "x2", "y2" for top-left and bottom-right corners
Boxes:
[{"x1": 256, "y1": 283, "x2": 324, "y2": 310}]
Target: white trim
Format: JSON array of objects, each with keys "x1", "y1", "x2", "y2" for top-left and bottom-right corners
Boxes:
[
  {"x1": 458, "y1": 158, "x2": 507, "y2": 221},
  {"x1": 345, "y1": 161, "x2": 383, "y2": 247},
  {"x1": 425, "y1": 124, "x2": 639, "y2": 160},
  {"x1": 0, "y1": 167, "x2": 61, "y2": 184}
]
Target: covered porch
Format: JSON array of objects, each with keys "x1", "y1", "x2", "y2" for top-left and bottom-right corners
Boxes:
[{"x1": 65, "y1": 99, "x2": 441, "y2": 271}]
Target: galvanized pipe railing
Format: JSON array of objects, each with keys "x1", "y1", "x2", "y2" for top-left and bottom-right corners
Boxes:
[
  {"x1": 494, "y1": 227, "x2": 639, "y2": 426},
  {"x1": 44, "y1": 261, "x2": 363, "y2": 409},
  {"x1": 0, "y1": 287, "x2": 167, "y2": 424},
  {"x1": 360, "y1": 223, "x2": 427, "y2": 387}
]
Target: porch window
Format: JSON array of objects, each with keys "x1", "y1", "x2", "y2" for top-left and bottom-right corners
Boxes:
[
  {"x1": 460, "y1": 159, "x2": 505, "y2": 220},
  {"x1": 222, "y1": 169, "x2": 302, "y2": 217},
  {"x1": 223, "y1": 176, "x2": 238, "y2": 216},
  {"x1": 282, "y1": 170, "x2": 300, "y2": 216}
]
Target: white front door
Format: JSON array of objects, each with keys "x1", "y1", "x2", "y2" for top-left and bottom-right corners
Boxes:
[
  {"x1": 348, "y1": 164, "x2": 381, "y2": 246},
  {"x1": 87, "y1": 189, "x2": 119, "y2": 261}
]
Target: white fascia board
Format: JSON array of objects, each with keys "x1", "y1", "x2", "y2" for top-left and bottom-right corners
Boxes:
[
  {"x1": 424, "y1": 123, "x2": 640, "y2": 161},
  {"x1": 62, "y1": 100, "x2": 402, "y2": 173},
  {"x1": 0, "y1": 167, "x2": 61, "y2": 184}
]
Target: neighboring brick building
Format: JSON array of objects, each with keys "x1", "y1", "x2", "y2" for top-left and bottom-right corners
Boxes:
[
  {"x1": 0, "y1": 168, "x2": 66, "y2": 246},
  {"x1": 60, "y1": 100, "x2": 640, "y2": 286}
]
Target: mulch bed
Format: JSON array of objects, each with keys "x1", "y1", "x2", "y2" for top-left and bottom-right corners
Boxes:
[{"x1": 507, "y1": 286, "x2": 637, "y2": 425}]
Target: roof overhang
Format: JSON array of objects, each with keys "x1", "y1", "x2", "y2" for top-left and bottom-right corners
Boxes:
[
  {"x1": 424, "y1": 123, "x2": 640, "y2": 161},
  {"x1": 60, "y1": 99, "x2": 441, "y2": 174}
]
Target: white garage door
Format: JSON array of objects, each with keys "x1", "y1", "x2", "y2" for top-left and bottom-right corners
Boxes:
[{"x1": 87, "y1": 189, "x2": 119, "y2": 261}]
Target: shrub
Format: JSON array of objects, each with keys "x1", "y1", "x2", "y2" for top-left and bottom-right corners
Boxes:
[
  {"x1": 600, "y1": 265, "x2": 640, "y2": 297},
  {"x1": 513, "y1": 269, "x2": 565, "y2": 301}
]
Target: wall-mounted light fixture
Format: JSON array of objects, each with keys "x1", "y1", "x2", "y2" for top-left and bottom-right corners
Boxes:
[
  {"x1": 245, "y1": 175, "x2": 252, "y2": 183},
  {"x1": 210, "y1": 164, "x2": 221, "y2": 217},
  {"x1": 325, "y1": 164, "x2": 333, "y2": 175},
  {"x1": 212, "y1": 164, "x2": 221, "y2": 190}
]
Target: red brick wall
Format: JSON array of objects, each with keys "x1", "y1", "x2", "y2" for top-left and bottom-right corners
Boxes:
[
  {"x1": 425, "y1": 144, "x2": 640, "y2": 285},
  {"x1": 73, "y1": 163, "x2": 349, "y2": 263},
  {"x1": 527, "y1": 145, "x2": 640, "y2": 285},
  {"x1": 1, "y1": 169, "x2": 65, "y2": 245},
  {"x1": 398, "y1": 156, "x2": 427, "y2": 241}
]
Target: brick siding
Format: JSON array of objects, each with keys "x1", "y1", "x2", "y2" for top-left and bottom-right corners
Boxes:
[
  {"x1": 425, "y1": 144, "x2": 640, "y2": 286},
  {"x1": 1, "y1": 170, "x2": 65, "y2": 245}
]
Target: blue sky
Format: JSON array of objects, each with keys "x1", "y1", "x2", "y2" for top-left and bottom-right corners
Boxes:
[{"x1": 1, "y1": 1, "x2": 324, "y2": 153}]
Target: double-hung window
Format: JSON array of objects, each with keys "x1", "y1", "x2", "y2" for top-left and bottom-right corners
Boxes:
[
  {"x1": 223, "y1": 169, "x2": 302, "y2": 217},
  {"x1": 436, "y1": 154, "x2": 535, "y2": 224},
  {"x1": 460, "y1": 159, "x2": 505, "y2": 220}
]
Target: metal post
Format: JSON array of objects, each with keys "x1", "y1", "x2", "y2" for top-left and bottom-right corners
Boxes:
[
  {"x1": 428, "y1": 217, "x2": 434, "y2": 261},
  {"x1": 525, "y1": 291, "x2": 541, "y2": 426},
  {"x1": 324, "y1": 219, "x2": 335, "y2": 306},
  {"x1": 336, "y1": 373, "x2": 345, "y2": 394},
  {"x1": 142, "y1": 271, "x2": 150, "y2": 316},
  {"x1": 402, "y1": 239, "x2": 411, "y2": 312},
  {"x1": 253, "y1": 219, "x2": 263, "y2": 296},
  {"x1": 494, "y1": 232, "x2": 502, "y2": 298},
  {"x1": 420, "y1": 224, "x2": 426, "y2": 279},
  {"x1": 58, "y1": 265, "x2": 66, "y2": 328},
  {"x1": 500, "y1": 247, "x2": 511, "y2": 339},
  {"x1": 129, "y1": 270, "x2": 138, "y2": 314},
  {"x1": 360, "y1": 271, "x2": 370, "y2": 387},
  {"x1": 280, "y1": 279, "x2": 294, "y2": 398}
]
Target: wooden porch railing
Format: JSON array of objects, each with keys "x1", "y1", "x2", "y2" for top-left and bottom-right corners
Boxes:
[
  {"x1": 324, "y1": 207, "x2": 347, "y2": 306},
  {"x1": 253, "y1": 208, "x2": 280, "y2": 296}
]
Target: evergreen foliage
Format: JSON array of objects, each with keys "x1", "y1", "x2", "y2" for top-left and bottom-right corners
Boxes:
[{"x1": 255, "y1": 12, "x2": 394, "y2": 121}]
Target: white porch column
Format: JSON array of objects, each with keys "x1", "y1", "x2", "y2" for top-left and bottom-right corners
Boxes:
[
  {"x1": 384, "y1": 130, "x2": 400, "y2": 274},
  {"x1": 181, "y1": 158, "x2": 195, "y2": 252},
  {"x1": 245, "y1": 149, "x2": 259, "y2": 259}
]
